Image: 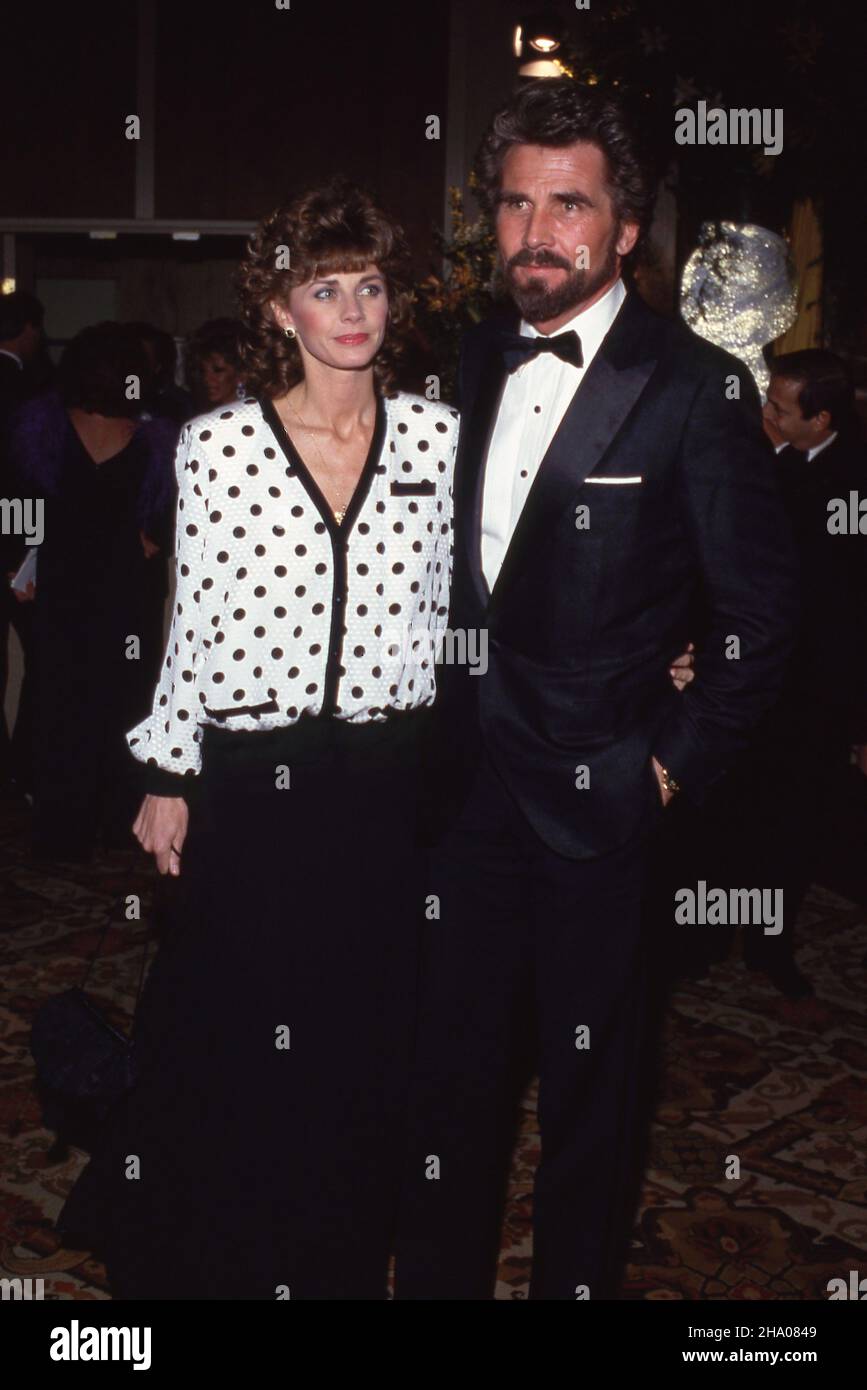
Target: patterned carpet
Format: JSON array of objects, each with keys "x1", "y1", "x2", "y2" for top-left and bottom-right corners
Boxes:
[{"x1": 1, "y1": 795, "x2": 865, "y2": 1301}]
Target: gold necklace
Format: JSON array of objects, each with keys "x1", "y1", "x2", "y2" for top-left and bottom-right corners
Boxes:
[{"x1": 286, "y1": 397, "x2": 351, "y2": 524}]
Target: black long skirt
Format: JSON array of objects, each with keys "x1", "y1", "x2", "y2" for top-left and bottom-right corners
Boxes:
[{"x1": 58, "y1": 712, "x2": 428, "y2": 1299}]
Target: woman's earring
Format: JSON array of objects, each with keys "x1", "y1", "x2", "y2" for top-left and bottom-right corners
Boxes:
[{"x1": 284, "y1": 326, "x2": 296, "y2": 340}]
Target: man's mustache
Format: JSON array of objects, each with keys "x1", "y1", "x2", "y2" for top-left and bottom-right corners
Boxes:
[{"x1": 507, "y1": 249, "x2": 573, "y2": 272}]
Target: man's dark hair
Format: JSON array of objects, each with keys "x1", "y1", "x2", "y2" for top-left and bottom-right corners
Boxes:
[
  {"x1": 771, "y1": 349, "x2": 855, "y2": 432},
  {"x1": 473, "y1": 78, "x2": 657, "y2": 263},
  {"x1": 57, "y1": 322, "x2": 151, "y2": 418},
  {"x1": 0, "y1": 290, "x2": 44, "y2": 340}
]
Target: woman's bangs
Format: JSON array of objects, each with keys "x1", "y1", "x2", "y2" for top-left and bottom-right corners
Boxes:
[{"x1": 308, "y1": 241, "x2": 382, "y2": 281}]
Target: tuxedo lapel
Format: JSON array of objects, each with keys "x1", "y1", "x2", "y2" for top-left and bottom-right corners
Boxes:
[
  {"x1": 490, "y1": 291, "x2": 660, "y2": 604},
  {"x1": 456, "y1": 327, "x2": 511, "y2": 610}
]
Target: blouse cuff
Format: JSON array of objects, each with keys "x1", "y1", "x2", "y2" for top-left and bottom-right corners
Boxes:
[{"x1": 145, "y1": 762, "x2": 197, "y2": 797}]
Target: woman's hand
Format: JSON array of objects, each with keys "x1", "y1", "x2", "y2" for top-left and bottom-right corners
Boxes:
[
  {"x1": 132, "y1": 794, "x2": 188, "y2": 876},
  {"x1": 8, "y1": 571, "x2": 35, "y2": 601},
  {"x1": 669, "y1": 642, "x2": 695, "y2": 692}
]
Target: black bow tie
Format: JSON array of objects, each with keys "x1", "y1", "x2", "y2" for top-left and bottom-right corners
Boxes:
[{"x1": 499, "y1": 328, "x2": 584, "y2": 374}]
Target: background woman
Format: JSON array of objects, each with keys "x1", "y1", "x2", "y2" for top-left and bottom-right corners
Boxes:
[
  {"x1": 8, "y1": 323, "x2": 177, "y2": 859},
  {"x1": 185, "y1": 316, "x2": 245, "y2": 412}
]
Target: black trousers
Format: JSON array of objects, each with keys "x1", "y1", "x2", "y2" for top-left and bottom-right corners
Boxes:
[
  {"x1": 59, "y1": 713, "x2": 427, "y2": 1299},
  {"x1": 647, "y1": 729, "x2": 850, "y2": 977},
  {"x1": 395, "y1": 744, "x2": 656, "y2": 1300}
]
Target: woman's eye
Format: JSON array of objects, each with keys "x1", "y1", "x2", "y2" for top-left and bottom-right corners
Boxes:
[
  {"x1": 359, "y1": 284, "x2": 382, "y2": 296},
  {"x1": 313, "y1": 288, "x2": 335, "y2": 300}
]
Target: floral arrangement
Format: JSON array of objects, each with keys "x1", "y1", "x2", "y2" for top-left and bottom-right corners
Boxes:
[{"x1": 412, "y1": 178, "x2": 499, "y2": 399}]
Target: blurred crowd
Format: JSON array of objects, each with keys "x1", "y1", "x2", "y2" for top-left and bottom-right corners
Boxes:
[{"x1": 0, "y1": 292, "x2": 245, "y2": 859}]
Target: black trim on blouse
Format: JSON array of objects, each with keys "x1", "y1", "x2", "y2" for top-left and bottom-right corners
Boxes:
[{"x1": 258, "y1": 393, "x2": 387, "y2": 717}]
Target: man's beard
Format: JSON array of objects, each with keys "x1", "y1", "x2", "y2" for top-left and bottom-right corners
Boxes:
[{"x1": 503, "y1": 232, "x2": 620, "y2": 324}]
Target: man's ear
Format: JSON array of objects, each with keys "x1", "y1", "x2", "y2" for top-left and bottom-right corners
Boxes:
[
  {"x1": 616, "y1": 220, "x2": 640, "y2": 258},
  {"x1": 814, "y1": 408, "x2": 832, "y2": 434}
]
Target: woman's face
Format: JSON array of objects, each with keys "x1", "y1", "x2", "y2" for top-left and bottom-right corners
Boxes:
[
  {"x1": 201, "y1": 352, "x2": 241, "y2": 405},
  {"x1": 272, "y1": 264, "x2": 389, "y2": 376}
]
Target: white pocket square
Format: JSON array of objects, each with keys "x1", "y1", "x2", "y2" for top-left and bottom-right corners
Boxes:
[{"x1": 585, "y1": 475, "x2": 643, "y2": 485}]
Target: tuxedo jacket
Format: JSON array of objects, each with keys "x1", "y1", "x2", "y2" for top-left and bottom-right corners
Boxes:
[
  {"x1": 767, "y1": 430, "x2": 867, "y2": 747},
  {"x1": 433, "y1": 288, "x2": 798, "y2": 860}
]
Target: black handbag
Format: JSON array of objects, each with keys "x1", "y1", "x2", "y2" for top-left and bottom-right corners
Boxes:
[{"x1": 29, "y1": 898, "x2": 152, "y2": 1126}]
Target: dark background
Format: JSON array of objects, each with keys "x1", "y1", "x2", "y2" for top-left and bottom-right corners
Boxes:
[{"x1": 1, "y1": 0, "x2": 863, "y2": 364}]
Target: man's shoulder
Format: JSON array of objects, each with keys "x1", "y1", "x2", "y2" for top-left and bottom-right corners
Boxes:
[
  {"x1": 462, "y1": 304, "x2": 518, "y2": 351},
  {"x1": 0, "y1": 353, "x2": 23, "y2": 388},
  {"x1": 625, "y1": 294, "x2": 758, "y2": 391},
  {"x1": 817, "y1": 428, "x2": 867, "y2": 489}
]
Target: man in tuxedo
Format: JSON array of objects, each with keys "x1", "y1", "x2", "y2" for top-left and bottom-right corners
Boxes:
[
  {"x1": 647, "y1": 354, "x2": 867, "y2": 997},
  {"x1": 0, "y1": 290, "x2": 44, "y2": 798},
  {"x1": 730, "y1": 351, "x2": 867, "y2": 993},
  {"x1": 395, "y1": 79, "x2": 797, "y2": 1300}
]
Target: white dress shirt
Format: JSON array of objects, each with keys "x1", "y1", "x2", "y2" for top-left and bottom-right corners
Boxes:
[
  {"x1": 128, "y1": 390, "x2": 457, "y2": 781},
  {"x1": 806, "y1": 432, "x2": 837, "y2": 461},
  {"x1": 774, "y1": 432, "x2": 838, "y2": 461},
  {"x1": 481, "y1": 277, "x2": 627, "y2": 590}
]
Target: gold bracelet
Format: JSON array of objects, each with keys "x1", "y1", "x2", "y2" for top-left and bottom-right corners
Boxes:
[{"x1": 659, "y1": 764, "x2": 681, "y2": 797}]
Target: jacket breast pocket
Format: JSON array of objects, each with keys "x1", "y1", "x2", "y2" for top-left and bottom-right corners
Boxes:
[{"x1": 390, "y1": 480, "x2": 436, "y2": 496}]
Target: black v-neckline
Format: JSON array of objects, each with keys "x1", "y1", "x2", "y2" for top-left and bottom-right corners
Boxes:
[
  {"x1": 67, "y1": 411, "x2": 138, "y2": 469},
  {"x1": 259, "y1": 394, "x2": 386, "y2": 539}
]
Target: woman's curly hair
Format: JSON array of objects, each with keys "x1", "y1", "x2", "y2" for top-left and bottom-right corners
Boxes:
[{"x1": 235, "y1": 178, "x2": 413, "y2": 399}]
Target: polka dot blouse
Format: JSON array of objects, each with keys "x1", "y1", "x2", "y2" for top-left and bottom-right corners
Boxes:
[{"x1": 127, "y1": 390, "x2": 458, "y2": 783}]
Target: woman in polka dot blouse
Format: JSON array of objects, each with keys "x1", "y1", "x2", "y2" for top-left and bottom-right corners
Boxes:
[{"x1": 58, "y1": 179, "x2": 459, "y2": 1299}]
